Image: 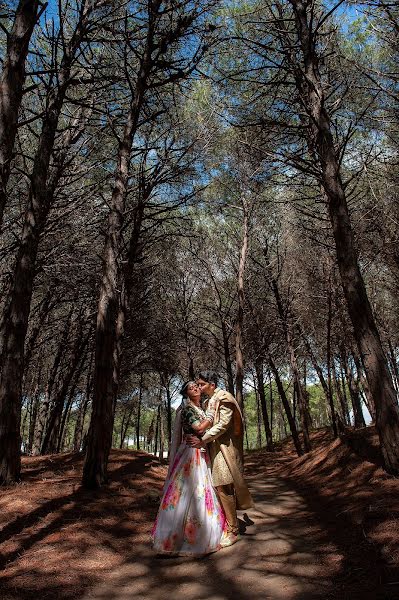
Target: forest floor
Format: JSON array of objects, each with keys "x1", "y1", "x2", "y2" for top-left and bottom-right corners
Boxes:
[{"x1": 0, "y1": 427, "x2": 398, "y2": 600}]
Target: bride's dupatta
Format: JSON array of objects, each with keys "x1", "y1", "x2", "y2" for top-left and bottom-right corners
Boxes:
[{"x1": 166, "y1": 401, "x2": 185, "y2": 478}]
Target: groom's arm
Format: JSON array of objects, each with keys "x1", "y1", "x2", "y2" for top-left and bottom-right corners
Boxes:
[
  {"x1": 186, "y1": 402, "x2": 233, "y2": 448},
  {"x1": 201, "y1": 403, "x2": 233, "y2": 444}
]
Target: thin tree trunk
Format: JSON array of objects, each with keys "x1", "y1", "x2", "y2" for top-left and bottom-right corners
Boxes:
[
  {"x1": 32, "y1": 382, "x2": 51, "y2": 456},
  {"x1": 352, "y1": 349, "x2": 375, "y2": 421},
  {"x1": 340, "y1": 364, "x2": 351, "y2": 423},
  {"x1": 342, "y1": 350, "x2": 366, "y2": 428},
  {"x1": 41, "y1": 327, "x2": 90, "y2": 454},
  {"x1": 221, "y1": 319, "x2": 235, "y2": 395},
  {"x1": 269, "y1": 356, "x2": 303, "y2": 456},
  {"x1": 326, "y1": 289, "x2": 338, "y2": 436},
  {"x1": 20, "y1": 398, "x2": 29, "y2": 451},
  {"x1": 73, "y1": 353, "x2": 93, "y2": 452},
  {"x1": 333, "y1": 363, "x2": 350, "y2": 425},
  {"x1": 253, "y1": 372, "x2": 262, "y2": 448},
  {"x1": 57, "y1": 348, "x2": 87, "y2": 453},
  {"x1": 303, "y1": 333, "x2": 336, "y2": 434},
  {"x1": 23, "y1": 290, "x2": 55, "y2": 379},
  {"x1": 269, "y1": 370, "x2": 274, "y2": 432},
  {"x1": 57, "y1": 394, "x2": 74, "y2": 453},
  {"x1": 154, "y1": 409, "x2": 159, "y2": 457},
  {"x1": 136, "y1": 375, "x2": 143, "y2": 451},
  {"x1": 243, "y1": 405, "x2": 250, "y2": 451},
  {"x1": 235, "y1": 197, "x2": 250, "y2": 409},
  {"x1": 159, "y1": 405, "x2": 165, "y2": 462},
  {"x1": 120, "y1": 404, "x2": 135, "y2": 450},
  {"x1": 271, "y1": 279, "x2": 311, "y2": 451},
  {"x1": 255, "y1": 359, "x2": 273, "y2": 451},
  {"x1": 119, "y1": 409, "x2": 127, "y2": 449},
  {"x1": 27, "y1": 383, "x2": 40, "y2": 455}
]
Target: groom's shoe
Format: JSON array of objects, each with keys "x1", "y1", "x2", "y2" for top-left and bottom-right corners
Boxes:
[{"x1": 220, "y1": 532, "x2": 239, "y2": 548}]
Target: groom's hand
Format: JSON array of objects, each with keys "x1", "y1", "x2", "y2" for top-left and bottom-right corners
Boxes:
[{"x1": 186, "y1": 435, "x2": 204, "y2": 448}]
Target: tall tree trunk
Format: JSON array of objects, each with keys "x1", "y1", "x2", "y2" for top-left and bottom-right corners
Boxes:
[
  {"x1": 333, "y1": 363, "x2": 350, "y2": 425},
  {"x1": 57, "y1": 393, "x2": 74, "y2": 453},
  {"x1": 154, "y1": 409, "x2": 160, "y2": 457},
  {"x1": 272, "y1": 279, "x2": 311, "y2": 451},
  {"x1": 136, "y1": 375, "x2": 143, "y2": 451},
  {"x1": 0, "y1": 0, "x2": 41, "y2": 228},
  {"x1": 57, "y1": 348, "x2": 88, "y2": 453},
  {"x1": 255, "y1": 359, "x2": 273, "y2": 451},
  {"x1": 82, "y1": 35, "x2": 153, "y2": 487},
  {"x1": 27, "y1": 383, "x2": 40, "y2": 455},
  {"x1": 269, "y1": 356, "x2": 303, "y2": 456},
  {"x1": 159, "y1": 405, "x2": 164, "y2": 463},
  {"x1": 235, "y1": 196, "x2": 249, "y2": 408},
  {"x1": 0, "y1": 6, "x2": 94, "y2": 482},
  {"x1": 72, "y1": 350, "x2": 93, "y2": 452},
  {"x1": 303, "y1": 332, "x2": 337, "y2": 435},
  {"x1": 119, "y1": 409, "x2": 127, "y2": 449},
  {"x1": 352, "y1": 349, "x2": 375, "y2": 421},
  {"x1": 73, "y1": 392, "x2": 90, "y2": 453},
  {"x1": 32, "y1": 309, "x2": 74, "y2": 454},
  {"x1": 23, "y1": 290, "x2": 55, "y2": 380},
  {"x1": 342, "y1": 350, "x2": 366, "y2": 428},
  {"x1": 221, "y1": 318, "x2": 235, "y2": 394},
  {"x1": 253, "y1": 372, "x2": 262, "y2": 448},
  {"x1": 32, "y1": 382, "x2": 51, "y2": 456},
  {"x1": 147, "y1": 414, "x2": 155, "y2": 453},
  {"x1": 326, "y1": 288, "x2": 338, "y2": 436},
  {"x1": 120, "y1": 403, "x2": 134, "y2": 450},
  {"x1": 290, "y1": 0, "x2": 399, "y2": 474},
  {"x1": 161, "y1": 374, "x2": 172, "y2": 457},
  {"x1": 41, "y1": 327, "x2": 90, "y2": 455},
  {"x1": 269, "y1": 370, "x2": 274, "y2": 432},
  {"x1": 340, "y1": 364, "x2": 351, "y2": 423}
]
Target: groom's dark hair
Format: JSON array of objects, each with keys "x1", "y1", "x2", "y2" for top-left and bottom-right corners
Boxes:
[{"x1": 197, "y1": 371, "x2": 218, "y2": 386}]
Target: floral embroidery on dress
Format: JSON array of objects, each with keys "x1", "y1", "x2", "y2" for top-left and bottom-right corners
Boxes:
[{"x1": 151, "y1": 404, "x2": 227, "y2": 556}]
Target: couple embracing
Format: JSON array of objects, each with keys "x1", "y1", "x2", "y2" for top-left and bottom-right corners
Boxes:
[{"x1": 152, "y1": 371, "x2": 254, "y2": 556}]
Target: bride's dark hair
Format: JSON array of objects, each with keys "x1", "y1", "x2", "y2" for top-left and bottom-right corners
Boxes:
[{"x1": 180, "y1": 380, "x2": 195, "y2": 398}]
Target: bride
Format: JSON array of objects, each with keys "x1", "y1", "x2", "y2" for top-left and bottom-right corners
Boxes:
[{"x1": 151, "y1": 381, "x2": 227, "y2": 556}]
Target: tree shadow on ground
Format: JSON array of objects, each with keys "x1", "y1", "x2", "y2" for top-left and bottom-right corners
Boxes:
[{"x1": 1, "y1": 444, "x2": 398, "y2": 600}]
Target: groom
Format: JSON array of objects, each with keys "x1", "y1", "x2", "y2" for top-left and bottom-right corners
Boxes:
[{"x1": 187, "y1": 371, "x2": 253, "y2": 547}]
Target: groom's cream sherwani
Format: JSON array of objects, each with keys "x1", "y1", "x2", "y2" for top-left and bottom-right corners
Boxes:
[{"x1": 202, "y1": 388, "x2": 253, "y2": 510}]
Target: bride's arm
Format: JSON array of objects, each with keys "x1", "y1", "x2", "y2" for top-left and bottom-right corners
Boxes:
[
  {"x1": 187, "y1": 399, "x2": 216, "y2": 435},
  {"x1": 191, "y1": 418, "x2": 212, "y2": 435}
]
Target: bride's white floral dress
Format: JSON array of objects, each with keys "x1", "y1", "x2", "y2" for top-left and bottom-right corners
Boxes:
[{"x1": 151, "y1": 402, "x2": 227, "y2": 556}]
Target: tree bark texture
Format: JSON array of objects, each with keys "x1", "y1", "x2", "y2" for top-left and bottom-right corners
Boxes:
[
  {"x1": 0, "y1": 8, "x2": 94, "y2": 482},
  {"x1": 82, "y1": 54, "x2": 152, "y2": 488},
  {"x1": 234, "y1": 196, "x2": 249, "y2": 408},
  {"x1": 0, "y1": 0, "x2": 40, "y2": 228},
  {"x1": 290, "y1": 0, "x2": 399, "y2": 474}
]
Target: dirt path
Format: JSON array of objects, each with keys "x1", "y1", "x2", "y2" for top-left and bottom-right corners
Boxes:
[
  {"x1": 0, "y1": 448, "x2": 397, "y2": 600},
  {"x1": 83, "y1": 473, "x2": 393, "y2": 600}
]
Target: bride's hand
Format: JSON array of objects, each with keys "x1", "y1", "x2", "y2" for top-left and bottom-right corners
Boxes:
[{"x1": 186, "y1": 435, "x2": 204, "y2": 448}]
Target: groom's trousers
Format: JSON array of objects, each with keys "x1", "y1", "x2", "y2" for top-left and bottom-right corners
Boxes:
[{"x1": 216, "y1": 484, "x2": 238, "y2": 535}]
